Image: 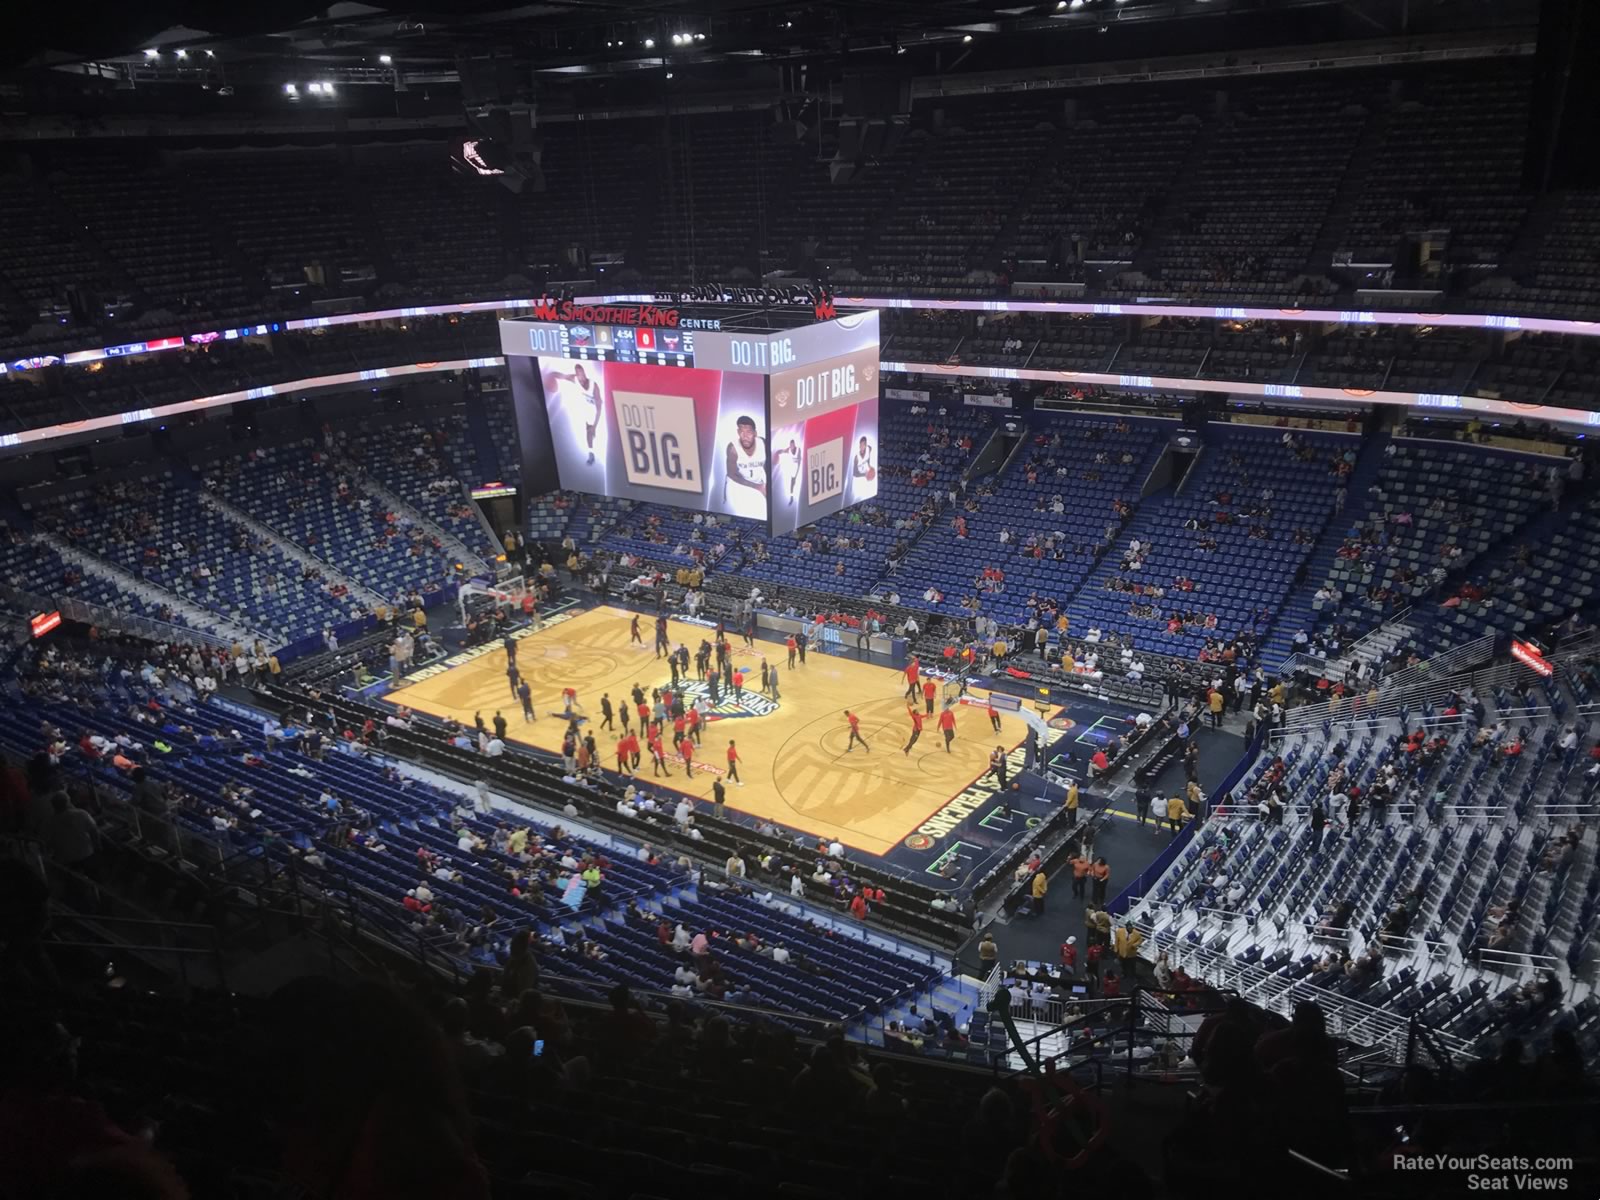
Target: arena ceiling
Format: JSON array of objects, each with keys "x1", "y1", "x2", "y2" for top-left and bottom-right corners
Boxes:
[{"x1": 6, "y1": 0, "x2": 1536, "y2": 112}]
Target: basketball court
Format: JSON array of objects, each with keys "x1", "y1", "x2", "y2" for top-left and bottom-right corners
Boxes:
[{"x1": 385, "y1": 604, "x2": 1052, "y2": 856}]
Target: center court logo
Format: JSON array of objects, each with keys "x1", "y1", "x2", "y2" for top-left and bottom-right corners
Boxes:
[
  {"x1": 675, "y1": 681, "x2": 778, "y2": 720},
  {"x1": 1047, "y1": 716, "x2": 1077, "y2": 732}
]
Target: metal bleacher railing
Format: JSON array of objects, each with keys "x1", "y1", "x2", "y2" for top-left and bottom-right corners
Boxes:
[
  {"x1": 1276, "y1": 646, "x2": 1538, "y2": 736},
  {"x1": 0, "y1": 582, "x2": 232, "y2": 651},
  {"x1": 1128, "y1": 912, "x2": 1478, "y2": 1063}
]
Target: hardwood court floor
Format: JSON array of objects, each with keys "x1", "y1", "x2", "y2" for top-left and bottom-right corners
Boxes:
[{"x1": 386, "y1": 605, "x2": 1044, "y2": 856}]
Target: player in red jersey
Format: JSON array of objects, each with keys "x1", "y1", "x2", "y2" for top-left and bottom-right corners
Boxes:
[
  {"x1": 938, "y1": 705, "x2": 957, "y2": 752},
  {"x1": 903, "y1": 707, "x2": 924, "y2": 755},
  {"x1": 648, "y1": 730, "x2": 671, "y2": 777},
  {"x1": 904, "y1": 655, "x2": 920, "y2": 699},
  {"x1": 844, "y1": 710, "x2": 870, "y2": 753},
  {"x1": 726, "y1": 739, "x2": 743, "y2": 786}
]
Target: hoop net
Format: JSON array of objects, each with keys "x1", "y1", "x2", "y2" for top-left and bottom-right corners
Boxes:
[{"x1": 458, "y1": 574, "x2": 528, "y2": 626}]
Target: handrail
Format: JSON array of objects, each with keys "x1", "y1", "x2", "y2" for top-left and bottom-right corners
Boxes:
[
  {"x1": 1379, "y1": 631, "x2": 1496, "y2": 690},
  {"x1": 1277, "y1": 650, "x2": 1545, "y2": 734},
  {"x1": 1130, "y1": 913, "x2": 1476, "y2": 1063},
  {"x1": 0, "y1": 584, "x2": 232, "y2": 651}
]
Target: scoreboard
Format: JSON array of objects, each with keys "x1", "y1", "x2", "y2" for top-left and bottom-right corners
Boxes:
[
  {"x1": 501, "y1": 304, "x2": 879, "y2": 532},
  {"x1": 520, "y1": 320, "x2": 697, "y2": 368}
]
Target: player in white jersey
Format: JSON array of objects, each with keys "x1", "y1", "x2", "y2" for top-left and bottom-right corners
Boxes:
[
  {"x1": 772, "y1": 434, "x2": 802, "y2": 508},
  {"x1": 723, "y1": 415, "x2": 768, "y2": 519},
  {"x1": 548, "y1": 363, "x2": 603, "y2": 464},
  {"x1": 849, "y1": 434, "x2": 876, "y2": 504}
]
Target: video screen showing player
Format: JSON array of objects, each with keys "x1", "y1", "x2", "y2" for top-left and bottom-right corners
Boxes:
[
  {"x1": 722, "y1": 413, "x2": 769, "y2": 520},
  {"x1": 767, "y1": 397, "x2": 880, "y2": 535},
  {"x1": 540, "y1": 359, "x2": 607, "y2": 492},
  {"x1": 770, "y1": 423, "x2": 804, "y2": 513},
  {"x1": 520, "y1": 355, "x2": 770, "y2": 517},
  {"x1": 849, "y1": 432, "x2": 877, "y2": 505}
]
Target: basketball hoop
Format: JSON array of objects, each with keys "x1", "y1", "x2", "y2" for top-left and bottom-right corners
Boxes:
[{"x1": 458, "y1": 574, "x2": 527, "y2": 627}]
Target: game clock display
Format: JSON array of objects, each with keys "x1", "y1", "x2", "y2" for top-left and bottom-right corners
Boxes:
[{"x1": 524, "y1": 321, "x2": 695, "y2": 367}]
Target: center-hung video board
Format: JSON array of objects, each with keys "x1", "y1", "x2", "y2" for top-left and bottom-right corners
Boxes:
[{"x1": 500, "y1": 301, "x2": 880, "y2": 532}]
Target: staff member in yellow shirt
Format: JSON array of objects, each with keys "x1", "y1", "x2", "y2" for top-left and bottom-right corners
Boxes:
[
  {"x1": 1166, "y1": 794, "x2": 1192, "y2": 837},
  {"x1": 1065, "y1": 780, "x2": 1080, "y2": 828},
  {"x1": 1031, "y1": 869, "x2": 1049, "y2": 915}
]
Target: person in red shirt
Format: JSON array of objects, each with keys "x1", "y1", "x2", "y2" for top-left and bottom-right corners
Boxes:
[
  {"x1": 726, "y1": 739, "x2": 743, "y2": 786},
  {"x1": 845, "y1": 710, "x2": 870, "y2": 753},
  {"x1": 922, "y1": 678, "x2": 937, "y2": 715},
  {"x1": 1086, "y1": 941, "x2": 1104, "y2": 980},
  {"x1": 673, "y1": 714, "x2": 687, "y2": 741},
  {"x1": 938, "y1": 705, "x2": 957, "y2": 752},
  {"x1": 1060, "y1": 937, "x2": 1078, "y2": 972},
  {"x1": 648, "y1": 732, "x2": 670, "y2": 777},
  {"x1": 986, "y1": 697, "x2": 1001, "y2": 732},
  {"x1": 687, "y1": 708, "x2": 702, "y2": 745},
  {"x1": 786, "y1": 635, "x2": 798, "y2": 668},
  {"x1": 903, "y1": 707, "x2": 925, "y2": 755},
  {"x1": 1101, "y1": 971, "x2": 1121, "y2": 998},
  {"x1": 678, "y1": 735, "x2": 695, "y2": 774},
  {"x1": 637, "y1": 701, "x2": 650, "y2": 727},
  {"x1": 849, "y1": 890, "x2": 868, "y2": 920},
  {"x1": 624, "y1": 732, "x2": 641, "y2": 770},
  {"x1": 615, "y1": 737, "x2": 631, "y2": 775},
  {"x1": 732, "y1": 669, "x2": 745, "y2": 699},
  {"x1": 904, "y1": 655, "x2": 921, "y2": 699}
]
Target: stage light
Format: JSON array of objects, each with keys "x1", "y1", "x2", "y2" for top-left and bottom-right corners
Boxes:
[
  {"x1": 175, "y1": 49, "x2": 188, "y2": 59},
  {"x1": 307, "y1": 82, "x2": 323, "y2": 94},
  {"x1": 379, "y1": 54, "x2": 392, "y2": 64},
  {"x1": 1057, "y1": 1, "x2": 1067, "y2": 7},
  {"x1": 284, "y1": 82, "x2": 298, "y2": 95},
  {"x1": 963, "y1": 33, "x2": 973, "y2": 41},
  {"x1": 695, "y1": 32, "x2": 705, "y2": 40},
  {"x1": 666, "y1": 71, "x2": 674, "y2": 79},
  {"x1": 644, "y1": 36, "x2": 655, "y2": 47},
  {"x1": 205, "y1": 49, "x2": 215, "y2": 57},
  {"x1": 321, "y1": 81, "x2": 335, "y2": 94},
  {"x1": 144, "y1": 48, "x2": 159, "y2": 58},
  {"x1": 670, "y1": 33, "x2": 681, "y2": 44}
]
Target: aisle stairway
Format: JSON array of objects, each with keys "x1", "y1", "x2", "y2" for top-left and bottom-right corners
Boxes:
[{"x1": 1260, "y1": 431, "x2": 1390, "y2": 666}]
